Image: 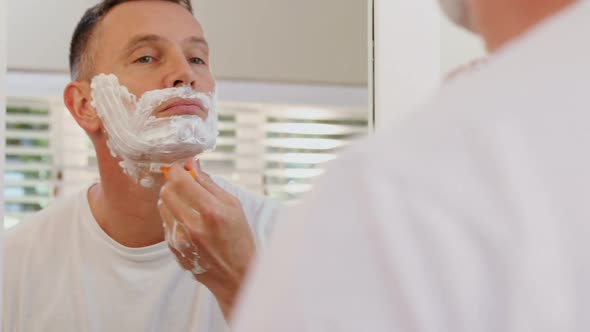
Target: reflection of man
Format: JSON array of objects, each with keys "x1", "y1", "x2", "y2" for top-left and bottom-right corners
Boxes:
[
  {"x1": 3, "y1": 1, "x2": 279, "y2": 331},
  {"x1": 234, "y1": 0, "x2": 590, "y2": 331}
]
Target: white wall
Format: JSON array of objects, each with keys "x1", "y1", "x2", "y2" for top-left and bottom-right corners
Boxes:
[
  {"x1": 7, "y1": 0, "x2": 96, "y2": 73},
  {"x1": 373, "y1": 0, "x2": 441, "y2": 130},
  {"x1": 0, "y1": 0, "x2": 6, "y2": 321},
  {"x1": 373, "y1": 0, "x2": 485, "y2": 130},
  {"x1": 7, "y1": 0, "x2": 368, "y2": 85},
  {"x1": 195, "y1": 0, "x2": 367, "y2": 85}
]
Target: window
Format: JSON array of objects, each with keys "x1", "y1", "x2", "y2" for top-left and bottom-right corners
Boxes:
[
  {"x1": 263, "y1": 107, "x2": 367, "y2": 201},
  {"x1": 4, "y1": 90, "x2": 368, "y2": 229},
  {"x1": 4, "y1": 98, "x2": 55, "y2": 228}
]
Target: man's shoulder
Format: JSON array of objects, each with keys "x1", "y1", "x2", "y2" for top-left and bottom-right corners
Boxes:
[
  {"x1": 5, "y1": 192, "x2": 83, "y2": 257},
  {"x1": 211, "y1": 175, "x2": 281, "y2": 247},
  {"x1": 211, "y1": 175, "x2": 280, "y2": 211},
  {"x1": 3, "y1": 191, "x2": 86, "y2": 329}
]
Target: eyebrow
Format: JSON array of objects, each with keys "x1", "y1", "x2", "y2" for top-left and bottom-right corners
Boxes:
[
  {"x1": 184, "y1": 36, "x2": 210, "y2": 55},
  {"x1": 122, "y1": 34, "x2": 210, "y2": 58},
  {"x1": 122, "y1": 34, "x2": 164, "y2": 58}
]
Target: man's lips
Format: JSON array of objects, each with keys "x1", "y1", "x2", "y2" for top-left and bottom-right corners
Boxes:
[{"x1": 156, "y1": 98, "x2": 208, "y2": 119}]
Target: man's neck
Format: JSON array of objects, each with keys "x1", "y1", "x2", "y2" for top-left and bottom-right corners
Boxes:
[
  {"x1": 474, "y1": 0, "x2": 576, "y2": 52},
  {"x1": 88, "y1": 159, "x2": 167, "y2": 248}
]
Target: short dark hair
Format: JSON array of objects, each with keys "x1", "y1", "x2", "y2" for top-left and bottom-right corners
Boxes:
[{"x1": 69, "y1": 0, "x2": 193, "y2": 80}]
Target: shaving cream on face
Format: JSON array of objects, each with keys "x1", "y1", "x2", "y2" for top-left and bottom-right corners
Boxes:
[{"x1": 90, "y1": 74, "x2": 218, "y2": 186}]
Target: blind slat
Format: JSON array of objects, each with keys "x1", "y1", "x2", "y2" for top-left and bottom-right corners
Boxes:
[
  {"x1": 5, "y1": 196, "x2": 51, "y2": 204},
  {"x1": 6, "y1": 114, "x2": 50, "y2": 125},
  {"x1": 5, "y1": 163, "x2": 53, "y2": 171},
  {"x1": 265, "y1": 138, "x2": 348, "y2": 150},
  {"x1": 264, "y1": 153, "x2": 337, "y2": 164},
  {"x1": 265, "y1": 183, "x2": 313, "y2": 194},
  {"x1": 5, "y1": 146, "x2": 52, "y2": 156},
  {"x1": 265, "y1": 123, "x2": 366, "y2": 135},
  {"x1": 4, "y1": 180, "x2": 56, "y2": 187},
  {"x1": 6, "y1": 130, "x2": 51, "y2": 140}
]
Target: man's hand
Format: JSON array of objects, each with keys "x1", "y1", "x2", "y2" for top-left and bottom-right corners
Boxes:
[{"x1": 158, "y1": 160, "x2": 256, "y2": 321}]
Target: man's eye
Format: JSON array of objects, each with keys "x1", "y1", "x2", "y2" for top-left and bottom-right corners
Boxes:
[
  {"x1": 189, "y1": 57, "x2": 205, "y2": 65},
  {"x1": 135, "y1": 56, "x2": 155, "y2": 64}
]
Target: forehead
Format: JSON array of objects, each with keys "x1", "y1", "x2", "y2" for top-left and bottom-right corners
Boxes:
[{"x1": 96, "y1": 1, "x2": 206, "y2": 50}]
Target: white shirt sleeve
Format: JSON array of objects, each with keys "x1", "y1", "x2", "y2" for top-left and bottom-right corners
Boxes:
[
  {"x1": 230, "y1": 158, "x2": 427, "y2": 331},
  {"x1": 230, "y1": 140, "x2": 520, "y2": 332}
]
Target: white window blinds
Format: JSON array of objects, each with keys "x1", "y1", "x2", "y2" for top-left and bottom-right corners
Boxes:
[
  {"x1": 4, "y1": 98, "x2": 56, "y2": 228},
  {"x1": 262, "y1": 106, "x2": 368, "y2": 201},
  {"x1": 4, "y1": 99, "x2": 367, "y2": 228}
]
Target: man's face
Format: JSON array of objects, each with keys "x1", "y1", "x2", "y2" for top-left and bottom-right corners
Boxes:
[{"x1": 91, "y1": 1, "x2": 215, "y2": 110}]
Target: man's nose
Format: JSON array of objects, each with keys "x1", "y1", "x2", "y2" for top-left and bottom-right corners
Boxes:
[
  {"x1": 172, "y1": 80, "x2": 182, "y2": 87},
  {"x1": 166, "y1": 54, "x2": 197, "y2": 88}
]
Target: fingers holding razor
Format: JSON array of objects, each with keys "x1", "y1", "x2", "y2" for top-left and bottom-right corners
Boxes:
[
  {"x1": 184, "y1": 159, "x2": 242, "y2": 205},
  {"x1": 158, "y1": 160, "x2": 257, "y2": 320},
  {"x1": 159, "y1": 164, "x2": 215, "y2": 269}
]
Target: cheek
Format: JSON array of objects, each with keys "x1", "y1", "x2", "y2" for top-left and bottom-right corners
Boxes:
[
  {"x1": 118, "y1": 77, "x2": 155, "y2": 98},
  {"x1": 198, "y1": 70, "x2": 216, "y2": 92}
]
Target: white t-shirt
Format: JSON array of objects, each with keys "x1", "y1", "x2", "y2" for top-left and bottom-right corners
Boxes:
[
  {"x1": 3, "y1": 176, "x2": 280, "y2": 332},
  {"x1": 233, "y1": 2, "x2": 590, "y2": 331}
]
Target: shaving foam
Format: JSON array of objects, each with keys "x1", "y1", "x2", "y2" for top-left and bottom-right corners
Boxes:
[
  {"x1": 90, "y1": 74, "x2": 218, "y2": 187},
  {"x1": 163, "y1": 218, "x2": 208, "y2": 274}
]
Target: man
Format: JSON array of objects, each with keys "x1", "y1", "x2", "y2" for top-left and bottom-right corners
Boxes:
[
  {"x1": 232, "y1": 0, "x2": 590, "y2": 331},
  {"x1": 3, "y1": 1, "x2": 279, "y2": 331}
]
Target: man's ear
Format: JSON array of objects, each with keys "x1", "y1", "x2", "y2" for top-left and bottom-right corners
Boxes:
[{"x1": 63, "y1": 81, "x2": 102, "y2": 133}]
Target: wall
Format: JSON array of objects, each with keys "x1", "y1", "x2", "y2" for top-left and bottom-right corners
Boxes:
[
  {"x1": 373, "y1": 0, "x2": 441, "y2": 129},
  {"x1": 7, "y1": 0, "x2": 368, "y2": 85},
  {"x1": 0, "y1": 0, "x2": 6, "y2": 321},
  {"x1": 373, "y1": 0, "x2": 485, "y2": 130}
]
